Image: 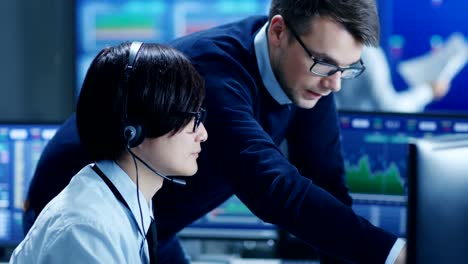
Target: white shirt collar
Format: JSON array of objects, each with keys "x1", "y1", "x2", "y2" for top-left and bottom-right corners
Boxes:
[
  {"x1": 95, "y1": 160, "x2": 154, "y2": 236},
  {"x1": 254, "y1": 22, "x2": 292, "y2": 105}
]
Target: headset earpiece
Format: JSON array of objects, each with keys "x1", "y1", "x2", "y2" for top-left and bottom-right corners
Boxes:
[
  {"x1": 123, "y1": 123, "x2": 144, "y2": 148},
  {"x1": 122, "y1": 41, "x2": 144, "y2": 148}
]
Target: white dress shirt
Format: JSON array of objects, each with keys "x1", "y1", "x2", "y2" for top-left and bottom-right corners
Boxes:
[{"x1": 10, "y1": 160, "x2": 153, "y2": 264}]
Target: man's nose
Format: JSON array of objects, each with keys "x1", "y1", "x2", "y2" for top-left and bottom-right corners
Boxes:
[
  {"x1": 323, "y1": 71, "x2": 342, "y2": 93},
  {"x1": 197, "y1": 123, "x2": 208, "y2": 142}
]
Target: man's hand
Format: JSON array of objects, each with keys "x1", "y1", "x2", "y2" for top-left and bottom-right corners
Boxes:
[{"x1": 431, "y1": 80, "x2": 451, "y2": 99}]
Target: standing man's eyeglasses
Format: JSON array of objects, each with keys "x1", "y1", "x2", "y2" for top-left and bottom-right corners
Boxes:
[
  {"x1": 181, "y1": 108, "x2": 207, "y2": 132},
  {"x1": 286, "y1": 21, "x2": 366, "y2": 79}
]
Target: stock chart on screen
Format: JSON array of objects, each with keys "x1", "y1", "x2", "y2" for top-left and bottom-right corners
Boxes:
[
  {"x1": 339, "y1": 110, "x2": 468, "y2": 237},
  {"x1": 180, "y1": 195, "x2": 276, "y2": 240},
  {"x1": 0, "y1": 123, "x2": 59, "y2": 246}
]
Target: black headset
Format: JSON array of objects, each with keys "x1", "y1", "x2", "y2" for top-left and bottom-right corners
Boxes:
[{"x1": 123, "y1": 41, "x2": 145, "y2": 148}]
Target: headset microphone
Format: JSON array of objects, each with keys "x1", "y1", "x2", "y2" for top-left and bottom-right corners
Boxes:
[{"x1": 127, "y1": 147, "x2": 187, "y2": 186}]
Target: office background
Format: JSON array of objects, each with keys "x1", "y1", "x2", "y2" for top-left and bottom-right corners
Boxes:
[
  {"x1": 2, "y1": 0, "x2": 468, "y2": 124},
  {"x1": 1, "y1": 0, "x2": 468, "y2": 262}
]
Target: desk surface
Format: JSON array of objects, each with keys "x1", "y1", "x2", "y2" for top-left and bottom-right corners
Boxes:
[
  {"x1": 193, "y1": 258, "x2": 319, "y2": 264},
  {"x1": 230, "y1": 260, "x2": 281, "y2": 264}
]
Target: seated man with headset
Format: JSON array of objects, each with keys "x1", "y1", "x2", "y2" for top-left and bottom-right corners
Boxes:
[{"x1": 11, "y1": 42, "x2": 208, "y2": 263}]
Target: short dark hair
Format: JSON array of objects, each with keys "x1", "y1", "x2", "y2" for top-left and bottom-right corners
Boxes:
[
  {"x1": 76, "y1": 42, "x2": 205, "y2": 161},
  {"x1": 268, "y1": 0, "x2": 379, "y2": 46}
]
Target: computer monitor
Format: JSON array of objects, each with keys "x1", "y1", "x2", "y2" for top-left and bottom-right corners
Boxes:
[
  {"x1": 179, "y1": 195, "x2": 277, "y2": 240},
  {"x1": 262, "y1": 111, "x2": 468, "y2": 260},
  {"x1": 385, "y1": 0, "x2": 468, "y2": 112},
  {"x1": 75, "y1": 0, "x2": 270, "y2": 96},
  {"x1": 339, "y1": 110, "x2": 468, "y2": 238},
  {"x1": 407, "y1": 134, "x2": 468, "y2": 263},
  {"x1": 0, "y1": 123, "x2": 59, "y2": 248}
]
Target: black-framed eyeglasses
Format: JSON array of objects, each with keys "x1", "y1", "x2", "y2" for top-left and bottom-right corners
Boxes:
[
  {"x1": 287, "y1": 22, "x2": 366, "y2": 79},
  {"x1": 181, "y1": 107, "x2": 207, "y2": 132}
]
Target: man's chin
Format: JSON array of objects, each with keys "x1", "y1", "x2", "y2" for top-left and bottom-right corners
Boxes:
[{"x1": 294, "y1": 98, "x2": 319, "y2": 109}]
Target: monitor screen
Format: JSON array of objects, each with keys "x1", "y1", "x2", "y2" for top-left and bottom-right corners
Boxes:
[
  {"x1": 337, "y1": 0, "x2": 468, "y2": 114},
  {"x1": 0, "y1": 123, "x2": 59, "y2": 246},
  {"x1": 385, "y1": 0, "x2": 468, "y2": 112},
  {"x1": 407, "y1": 134, "x2": 468, "y2": 263},
  {"x1": 339, "y1": 110, "x2": 468, "y2": 237},
  {"x1": 179, "y1": 195, "x2": 277, "y2": 240},
  {"x1": 75, "y1": 0, "x2": 270, "y2": 96}
]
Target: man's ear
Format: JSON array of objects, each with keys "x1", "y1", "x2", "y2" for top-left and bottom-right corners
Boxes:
[{"x1": 268, "y1": 15, "x2": 288, "y2": 47}]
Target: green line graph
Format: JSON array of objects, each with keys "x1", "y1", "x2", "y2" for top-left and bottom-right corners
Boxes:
[{"x1": 345, "y1": 155, "x2": 405, "y2": 195}]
